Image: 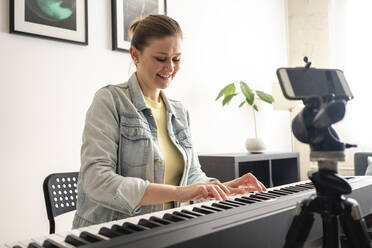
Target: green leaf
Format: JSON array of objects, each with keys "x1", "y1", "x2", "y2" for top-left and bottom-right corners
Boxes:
[
  {"x1": 224, "y1": 83, "x2": 236, "y2": 96},
  {"x1": 256, "y1": 90, "x2": 275, "y2": 104},
  {"x1": 253, "y1": 104, "x2": 259, "y2": 111},
  {"x1": 240, "y1": 81, "x2": 254, "y2": 105},
  {"x1": 238, "y1": 101, "x2": 245, "y2": 108},
  {"x1": 222, "y1": 93, "x2": 237, "y2": 106},
  {"x1": 216, "y1": 83, "x2": 235, "y2": 101}
]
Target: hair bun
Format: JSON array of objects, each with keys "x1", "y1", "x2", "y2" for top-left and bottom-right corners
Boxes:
[{"x1": 129, "y1": 19, "x2": 142, "y2": 40}]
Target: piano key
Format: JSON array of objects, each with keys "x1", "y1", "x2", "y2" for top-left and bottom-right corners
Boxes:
[
  {"x1": 272, "y1": 189, "x2": 294, "y2": 195},
  {"x1": 211, "y1": 203, "x2": 233, "y2": 210},
  {"x1": 217, "y1": 201, "x2": 241, "y2": 208},
  {"x1": 138, "y1": 218, "x2": 162, "y2": 228},
  {"x1": 241, "y1": 196, "x2": 262, "y2": 202},
  {"x1": 248, "y1": 194, "x2": 272, "y2": 200},
  {"x1": 26, "y1": 242, "x2": 43, "y2": 248},
  {"x1": 64, "y1": 234, "x2": 90, "y2": 246},
  {"x1": 201, "y1": 205, "x2": 223, "y2": 212},
  {"x1": 122, "y1": 222, "x2": 149, "y2": 232},
  {"x1": 98, "y1": 227, "x2": 122, "y2": 239},
  {"x1": 43, "y1": 234, "x2": 76, "y2": 248},
  {"x1": 225, "y1": 199, "x2": 247, "y2": 206},
  {"x1": 173, "y1": 211, "x2": 195, "y2": 219},
  {"x1": 257, "y1": 192, "x2": 280, "y2": 198},
  {"x1": 111, "y1": 224, "x2": 134, "y2": 235},
  {"x1": 234, "y1": 197, "x2": 257, "y2": 204},
  {"x1": 149, "y1": 216, "x2": 173, "y2": 225},
  {"x1": 163, "y1": 213, "x2": 187, "y2": 222},
  {"x1": 192, "y1": 207, "x2": 215, "y2": 215},
  {"x1": 181, "y1": 209, "x2": 203, "y2": 217},
  {"x1": 79, "y1": 231, "x2": 105, "y2": 242}
]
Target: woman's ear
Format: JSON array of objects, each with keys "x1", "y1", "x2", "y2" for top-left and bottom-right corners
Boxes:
[{"x1": 129, "y1": 46, "x2": 139, "y2": 64}]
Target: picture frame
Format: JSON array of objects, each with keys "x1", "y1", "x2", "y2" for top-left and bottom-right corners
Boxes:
[
  {"x1": 111, "y1": 0, "x2": 167, "y2": 52},
  {"x1": 10, "y1": 0, "x2": 88, "y2": 45}
]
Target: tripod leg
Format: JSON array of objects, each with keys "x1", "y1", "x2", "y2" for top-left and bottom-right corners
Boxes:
[
  {"x1": 321, "y1": 214, "x2": 339, "y2": 248},
  {"x1": 284, "y1": 199, "x2": 315, "y2": 248},
  {"x1": 339, "y1": 198, "x2": 371, "y2": 248}
]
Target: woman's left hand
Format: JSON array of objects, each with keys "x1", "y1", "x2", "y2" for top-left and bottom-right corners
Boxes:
[{"x1": 223, "y1": 173, "x2": 267, "y2": 195}]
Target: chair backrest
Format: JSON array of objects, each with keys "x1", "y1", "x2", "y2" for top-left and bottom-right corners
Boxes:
[
  {"x1": 43, "y1": 172, "x2": 79, "y2": 234},
  {"x1": 354, "y1": 152, "x2": 372, "y2": 176}
]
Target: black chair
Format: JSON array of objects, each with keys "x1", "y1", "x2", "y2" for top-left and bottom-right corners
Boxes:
[
  {"x1": 354, "y1": 152, "x2": 372, "y2": 176},
  {"x1": 43, "y1": 172, "x2": 79, "y2": 234}
]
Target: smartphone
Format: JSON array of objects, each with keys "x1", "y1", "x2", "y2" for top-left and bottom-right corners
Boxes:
[{"x1": 276, "y1": 67, "x2": 353, "y2": 100}]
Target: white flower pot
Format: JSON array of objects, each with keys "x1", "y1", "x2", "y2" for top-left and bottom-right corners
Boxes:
[{"x1": 245, "y1": 138, "x2": 266, "y2": 153}]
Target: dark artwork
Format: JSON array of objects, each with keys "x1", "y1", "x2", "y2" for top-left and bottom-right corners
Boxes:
[
  {"x1": 123, "y1": 0, "x2": 159, "y2": 41},
  {"x1": 25, "y1": 0, "x2": 77, "y2": 31}
]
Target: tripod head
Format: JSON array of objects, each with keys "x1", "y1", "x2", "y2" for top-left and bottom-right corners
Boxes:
[{"x1": 277, "y1": 57, "x2": 356, "y2": 171}]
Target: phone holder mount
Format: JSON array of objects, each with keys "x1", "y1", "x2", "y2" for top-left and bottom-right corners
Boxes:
[{"x1": 283, "y1": 57, "x2": 371, "y2": 248}]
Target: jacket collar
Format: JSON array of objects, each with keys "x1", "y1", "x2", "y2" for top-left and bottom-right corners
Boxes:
[{"x1": 128, "y1": 73, "x2": 178, "y2": 118}]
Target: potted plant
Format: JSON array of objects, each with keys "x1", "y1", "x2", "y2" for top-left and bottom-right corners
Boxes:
[{"x1": 216, "y1": 81, "x2": 274, "y2": 153}]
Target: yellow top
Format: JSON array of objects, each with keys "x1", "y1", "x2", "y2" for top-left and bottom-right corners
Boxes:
[{"x1": 144, "y1": 96, "x2": 184, "y2": 209}]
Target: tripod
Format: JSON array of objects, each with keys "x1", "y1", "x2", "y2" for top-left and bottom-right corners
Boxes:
[{"x1": 283, "y1": 159, "x2": 371, "y2": 248}]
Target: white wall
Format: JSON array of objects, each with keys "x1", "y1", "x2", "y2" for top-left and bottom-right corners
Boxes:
[{"x1": 0, "y1": 0, "x2": 289, "y2": 243}]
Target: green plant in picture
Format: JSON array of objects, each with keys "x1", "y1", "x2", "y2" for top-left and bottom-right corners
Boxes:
[{"x1": 216, "y1": 81, "x2": 275, "y2": 139}]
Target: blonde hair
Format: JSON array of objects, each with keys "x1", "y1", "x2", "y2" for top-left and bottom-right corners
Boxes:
[{"x1": 129, "y1": 14, "x2": 183, "y2": 51}]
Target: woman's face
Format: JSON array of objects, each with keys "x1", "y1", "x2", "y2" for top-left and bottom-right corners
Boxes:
[{"x1": 133, "y1": 35, "x2": 182, "y2": 91}]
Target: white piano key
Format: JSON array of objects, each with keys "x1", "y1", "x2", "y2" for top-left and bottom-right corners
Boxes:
[{"x1": 3, "y1": 242, "x2": 26, "y2": 248}]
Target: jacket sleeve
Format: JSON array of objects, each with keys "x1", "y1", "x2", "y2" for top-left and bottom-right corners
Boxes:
[
  {"x1": 80, "y1": 87, "x2": 149, "y2": 215},
  {"x1": 184, "y1": 110, "x2": 218, "y2": 185}
]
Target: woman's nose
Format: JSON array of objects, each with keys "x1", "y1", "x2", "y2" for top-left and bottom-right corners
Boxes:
[{"x1": 164, "y1": 60, "x2": 174, "y2": 73}]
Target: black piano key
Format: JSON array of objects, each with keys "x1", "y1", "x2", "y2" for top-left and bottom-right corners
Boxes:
[
  {"x1": 149, "y1": 216, "x2": 173, "y2": 225},
  {"x1": 192, "y1": 207, "x2": 215, "y2": 215},
  {"x1": 234, "y1": 197, "x2": 256, "y2": 204},
  {"x1": 218, "y1": 201, "x2": 241, "y2": 207},
  {"x1": 42, "y1": 239, "x2": 67, "y2": 248},
  {"x1": 181, "y1": 209, "x2": 203, "y2": 217},
  {"x1": 286, "y1": 186, "x2": 305, "y2": 192},
  {"x1": 201, "y1": 205, "x2": 222, "y2": 212},
  {"x1": 112, "y1": 224, "x2": 134, "y2": 234},
  {"x1": 249, "y1": 194, "x2": 271, "y2": 200},
  {"x1": 122, "y1": 222, "x2": 149, "y2": 232},
  {"x1": 271, "y1": 190, "x2": 291, "y2": 195},
  {"x1": 12, "y1": 246, "x2": 22, "y2": 248},
  {"x1": 241, "y1": 196, "x2": 262, "y2": 202},
  {"x1": 265, "y1": 191, "x2": 285, "y2": 197},
  {"x1": 98, "y1": 227, "x2": 122, "y2": 238},
  {"x1": 79, "y1": 231, "x2": 104, "y2": 242},
  {"x1": 27, "y1": 242, "x2": 43, "y2": 248},
  {"x1": 138, "y1": 218, "x2": 162, "y2": 228},
  {"x1": 225, "y1": 199, "x2": 247, "y2": 206},
  {"x1": 173, "y1": 211, "x2": 195, "y2": 219},
  {"x1": 65, "y1": 234, "x2": 90, "y2": 246},
  {"x1": 211, "y1": 202, "x2": 233, "y2": 210},
  {"x1": 273, "y1": 189, "x2": 294, "y2": 194},
  {"x1": 163, "y1": 213, "x2": 187, "y2": 222},
  {"x1": 257, "y1": 192, "x2": 280, "y2": 198},
  {"x1": 281, "y1": 187, "x2": 302, "y2": 193}
]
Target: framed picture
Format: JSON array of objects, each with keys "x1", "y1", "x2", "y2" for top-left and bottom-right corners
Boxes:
[
  {"x1": 112, "y1": 0, "x2": 167, "y2": 52},
  {"x1": 10, "y1": 0, "x2": 88, "y2": 45}
]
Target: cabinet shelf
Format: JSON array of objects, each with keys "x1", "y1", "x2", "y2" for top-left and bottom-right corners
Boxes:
[{"x1": 199, "y1": 152, "x2": 300, "y2": 188}]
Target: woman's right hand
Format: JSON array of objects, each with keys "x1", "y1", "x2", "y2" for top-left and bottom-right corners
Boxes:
[{"x1": 175, "y1": 181, "x2": 231, "y2": 202}]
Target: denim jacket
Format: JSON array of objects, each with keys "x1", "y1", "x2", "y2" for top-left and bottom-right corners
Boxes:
[{"x1": 73, "y1": 73, "x2": 214, "y2": 228}]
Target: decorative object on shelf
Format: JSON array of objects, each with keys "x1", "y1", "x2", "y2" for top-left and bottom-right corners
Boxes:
[
  {"x1": 111, "y1": 0, "x2": 167, "y2": 52},
  {"x1": 10, "y1": 0, "x2": 88, "y2": 45},
  {"x1": 216, "y1": 81, "x2": 274, "y2": 153}
]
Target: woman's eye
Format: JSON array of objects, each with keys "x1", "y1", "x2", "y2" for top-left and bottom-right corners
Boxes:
[
  {"x1": 172, "y1": 57, "x2": 181, "y2": 62},
  {"x1": 156, "y1": 57, "x2": 166, "y2": 62}
]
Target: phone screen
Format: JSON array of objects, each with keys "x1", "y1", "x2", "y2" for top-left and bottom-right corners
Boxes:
[{"x1": 277, "y1": 68, "x2": 353, "y2": 100}]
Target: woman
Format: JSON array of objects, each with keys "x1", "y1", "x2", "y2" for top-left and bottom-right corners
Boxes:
[{"x1": 73, "y1": 14, "x2": 266, "y2": 228}]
